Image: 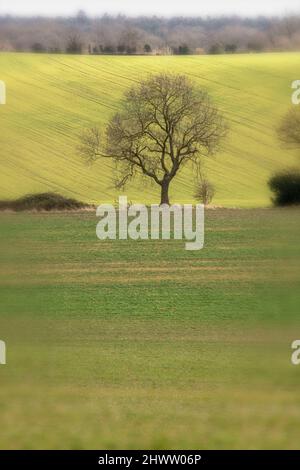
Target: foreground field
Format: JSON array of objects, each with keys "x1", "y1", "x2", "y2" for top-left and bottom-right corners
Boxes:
[
  {"x1": 0, "y1": 208, "x2": 299, "y2": 449},
  {"x1": 0, "y1": 52, "x2": 299, "y2": 206}
]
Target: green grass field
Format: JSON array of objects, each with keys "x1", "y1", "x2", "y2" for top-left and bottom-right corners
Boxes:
[
  {"x1": 1, "y1": 51, "x2": 300, "y2": 450},
  {"x1": 0, "y1": 52, "x2": 299, "y2": 207},
  {"x1": 1, "y1": 208, "x2": 299, "y2": 449}
]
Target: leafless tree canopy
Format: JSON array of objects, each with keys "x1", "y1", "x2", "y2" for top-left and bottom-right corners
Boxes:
[
  {"x1": 79, "y1": 73, "x2": 227, "y2": 204},
  {"x1": 278, "y1": 108, "x2": 300, "y2": 149},
  {"x1": 194, "y1": 180, "x2": 215, "y2": 205}
]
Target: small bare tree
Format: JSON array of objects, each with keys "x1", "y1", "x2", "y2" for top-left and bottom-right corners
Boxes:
[
  {"x1": 66, "y1": 33, "x2": 82, "y2": 54},
  {"x1": 79, "y1": 73, "x2": 227, "y2": 205},
  {"x1": 277, "y1": 108, "x2": 300, "y2": 149},
  {"x1": 194, "y1": 177, "x2": 215, "y2": 205}
]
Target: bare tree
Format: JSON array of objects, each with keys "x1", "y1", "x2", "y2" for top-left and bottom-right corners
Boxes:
[
  {"x1": 66, "y1": 33, "x2": 82, "y2": 54},
  {"x1": 194, "y1": 176, "x2": 215, "y2": 205},
  {"x1": 79, "y1": 73, "x2": 227, "y2": 205},
  {"x1": 278, "y1": 108, "x2": 300, "y2": 149}
]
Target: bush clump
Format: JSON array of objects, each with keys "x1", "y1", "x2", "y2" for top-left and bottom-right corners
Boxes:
[
  {"x1": 0, "y1": 192, "x2": 89, "y2": 211},
  {"x1": 268, "y1": 169, "x2": 300, "y2": 206}
]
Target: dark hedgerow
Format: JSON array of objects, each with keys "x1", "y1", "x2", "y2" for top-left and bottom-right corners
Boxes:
[
  {"x1": 0, "y1": 192, "x2": 90, "y2": 211},
  {"x1": 268, "y1": 169, "x2": 300, "y2": 206}
]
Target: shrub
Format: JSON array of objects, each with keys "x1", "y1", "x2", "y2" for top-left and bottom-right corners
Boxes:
[
  {"x1": 268, "y1": 169, "x2": 300, "y2": 206},
  {"x1": 225, "y1": 44, "x2": 237, "y2": 53},
  {"x1": 194, "y1": 179, "x2": 215, "y2": 205},
  {"x1": 31, "y1": 42, "x2": 47, "y2": 53},
  {"x1": 0, "y1": 192, "x2": 89, "y2": 211},
  {"x1": 175, "y1": 44, "x2": 190, "y2": 55},
  {"x1": 208, "y1": 43, "x2": 223, "y2": 55}
]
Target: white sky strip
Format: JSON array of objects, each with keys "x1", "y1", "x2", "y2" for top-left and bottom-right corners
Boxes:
[{"x1": 0, "y1": 0, "x2": 299, "y2": 17}]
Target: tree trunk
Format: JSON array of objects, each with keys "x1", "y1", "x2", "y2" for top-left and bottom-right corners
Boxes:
[{"x1": 160, "y1": 179, "x2": 170, "y2": 205}]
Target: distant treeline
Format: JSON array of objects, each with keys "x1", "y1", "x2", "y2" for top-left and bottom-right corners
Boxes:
[{"x1": 0, "y1": 11, "x2": 300, "y2": 55}]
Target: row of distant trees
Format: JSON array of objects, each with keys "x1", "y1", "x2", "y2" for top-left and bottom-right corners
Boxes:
[{"x1": 1, "y1": 12, "x2": 300, "y2": 55}]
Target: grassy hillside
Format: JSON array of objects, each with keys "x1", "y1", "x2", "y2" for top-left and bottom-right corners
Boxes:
[{"x1": 0, "y1": 52, "x2": 299, "y2": 206}]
